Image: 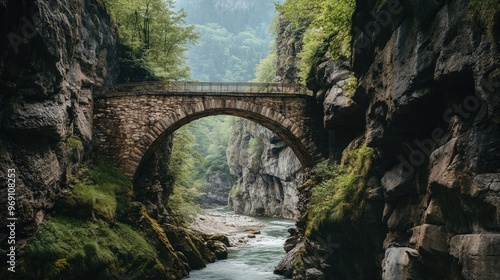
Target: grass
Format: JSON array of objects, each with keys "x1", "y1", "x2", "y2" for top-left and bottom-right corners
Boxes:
[
  {"x1": 18, "y1": 216, "x2": 164, "y2": 279},
  {"x1": 306, "y1": 145, "x2": 376, "y2": 235},
  {"x1": 15, "y1": 163, "x2": 177, "y2": 279},
  {"x1": 70, "y1": 162, "x2": 133, "y2": 221}
]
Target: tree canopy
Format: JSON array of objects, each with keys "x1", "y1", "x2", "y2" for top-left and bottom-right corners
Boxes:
[{"x1": 101, "y1": 0, "x2": 198, "y2": 80}]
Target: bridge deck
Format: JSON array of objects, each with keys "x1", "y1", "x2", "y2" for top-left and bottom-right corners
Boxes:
[{"x1": 95, "y1": 81, "x2": 312, "y2": 97}]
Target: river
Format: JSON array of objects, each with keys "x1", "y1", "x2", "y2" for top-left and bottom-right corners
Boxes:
[{"x1": 187, "y1": 209, "x2": 294, "y2": 280}]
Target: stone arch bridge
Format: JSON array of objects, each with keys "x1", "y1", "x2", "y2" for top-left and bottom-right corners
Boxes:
[{"x1": 93, "y1": 81, "x2": 326, "y2": 180}]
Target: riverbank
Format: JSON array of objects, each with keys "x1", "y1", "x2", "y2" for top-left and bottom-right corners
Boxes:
[
  {"x1": 189, "y1": 208, "x2": 267, "y2": 246},
  {"x1": 187, "y1": 209, "x2": 293, "y2": 280}
]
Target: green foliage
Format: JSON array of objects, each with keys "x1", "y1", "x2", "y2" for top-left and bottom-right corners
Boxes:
[
  {"x1": 176, "y1": 0, "x2": 279, "y2": 82},
  {"x1": 18, "y1": 216, "x2": 163, "y2": 279},
  {"x1": 65, "y1": 136, "x2": 83, "y2": 149},
  {"x1": 252, "y1": 51, "x2": 277, "y2": 83},
  {"x1": 70, "y1": 162, "x2": 132, "y2": 221},
  {"x1": 306, "y1": 145, "x2": 376, "y2": 235},
  {"x1": 342, "y1": 76, "x2": 358, "y2": 98},
  {"x1": 187, "y1": 116, "x2": 236, "y2": 185},
  {"x1": 168, "y1": 126, "x2": 205, "y2": 224},
  {"x1": 277, "y1": 0, "x2": 355, "y2": 82},
  {"x1": 100, "y1": 0, "x2": 198, "y2": 80},
  {"x1": 249, "y1": 136, "x2": 264, "y2": 156}
]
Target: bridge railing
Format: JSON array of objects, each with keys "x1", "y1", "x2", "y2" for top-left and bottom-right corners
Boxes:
[{"x1": 95, "y1": 81, "x2": 311, "y2": 96}]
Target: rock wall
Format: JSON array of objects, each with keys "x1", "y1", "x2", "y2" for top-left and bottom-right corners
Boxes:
[
  {"x1": 227, "y1": 119, "x2": 303, "y2": 219},
  {"x1": 0, "y1": 1, "x2": 221, "y2": 278},
  {"x1": 0, "y1": 0, "x2": 118, "y2": 236},
  {"x1": 196, "y1": 171, "x2": 234, "y2": 207},
  {"x1": 277, "y1": 0, "x2": 500, "y2": 279}
]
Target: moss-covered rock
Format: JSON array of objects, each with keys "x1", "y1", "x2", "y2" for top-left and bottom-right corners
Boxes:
[{"x1": 163, "y1": 224, "x2": 216, "y2": 269}]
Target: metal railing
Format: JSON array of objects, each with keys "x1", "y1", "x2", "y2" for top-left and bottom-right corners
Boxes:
[{"x1": 95, "y1": 81, "x2": 311, "y2": 97}]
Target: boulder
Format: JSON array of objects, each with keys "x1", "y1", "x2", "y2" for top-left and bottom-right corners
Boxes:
[{"x1": 206, "y1": 240, "x2": 228, "y2": 260}]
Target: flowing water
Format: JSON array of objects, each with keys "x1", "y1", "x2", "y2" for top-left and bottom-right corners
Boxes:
[{"x1": 187, "y1": 209, "x2": 294, "y2": 280}]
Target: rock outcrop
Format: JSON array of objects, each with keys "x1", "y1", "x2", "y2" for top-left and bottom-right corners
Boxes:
[
  {"x1": 227, "y1": 119, "x2": 302, "y2": 219},
  {"x1": 276, "y1": 0, "x2": 500, "y2": 279},
  {"x1": 0, "y1": 0, "x2": 118, "y2": 237},
  {"x1": 0, "y1": 1, "x2": 217, "y2": 278}
]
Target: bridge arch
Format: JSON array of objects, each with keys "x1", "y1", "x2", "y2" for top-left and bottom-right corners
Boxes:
[
  {"x1": 133, "y1": 101, "x2": 312, "y2": 180},
  {"x1": 93, "y1": 82, "x2": 326, "y2": 179}
]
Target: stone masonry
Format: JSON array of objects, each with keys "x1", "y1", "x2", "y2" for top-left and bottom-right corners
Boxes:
[{"x1": 93, "y1": 88, "x2": 325, "y2": 180}]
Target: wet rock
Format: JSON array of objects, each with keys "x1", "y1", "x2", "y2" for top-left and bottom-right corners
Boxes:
[
  {"x1": 244, "y1": 227, "x2": 261, "y2": 234},
  {"x1": 206, "y1": 240, "x2": 228, "y2": 260},
  {"x1": 305, "y1": 268, "x2": 325, "y2": 280},
  {"x1": 209, "y1": 233, "x2": 231, "y2": 247},
  {"x1": 381, "y1": 164, "x2": 416, "y2": 200}
]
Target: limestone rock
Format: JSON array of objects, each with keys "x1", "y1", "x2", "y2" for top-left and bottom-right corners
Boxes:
[{"x1": 227, "y1": 119, "x2": 302, "y2": 219}]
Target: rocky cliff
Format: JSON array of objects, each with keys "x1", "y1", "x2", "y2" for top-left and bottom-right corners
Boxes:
[
  {"x1": 0, "y1": 0, "x2": 118, "y2": 236},
  {"x1": 276, "y1": 0, "x2": 500, "y2": 279},
  {"x1": 0, "y1": 1, "x2": 218, "y2": 278},
  {"x1": 227, "y1": 119, "x2": 302, "y2": 219}
]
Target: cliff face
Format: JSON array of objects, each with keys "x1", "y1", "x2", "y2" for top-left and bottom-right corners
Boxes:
[
  {"x1": 196, "y1": 171, "x2": 233, "y2": 207},
  {"x1": 277, "y1": 0, "x2": 500, "y2": 279},
  {"x1": 0, "y1": 0, "x2": 118, "y2": 235},
  {"x1": 227, "y1": 119, "x2": 302, "y2": 219},
  {"x1": 0, "y1": 1, "x2": 219, "y2": 278}
]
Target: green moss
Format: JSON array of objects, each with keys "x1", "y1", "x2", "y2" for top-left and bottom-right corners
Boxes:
[
  {"x1": 230, "y1": 186, "x2": 244, "y2": 198},
  {"x1": 306, "y1": 145, "x2": 376, "y2": 235},
  {"x1": 469, "y1": 0, "x2": 500, "y2": 39},
  {"x1": 277, "y1": 0, "x2": 355, "y2": 83},
  {"x1": 18, "y1": 216, "x2": 163, "y2": 279},
  {"x1": 65, "y1": 136, "x2": 83, "y2": 149},
  {"x1": 70, "y1": 162, "x2": 133, "y2": 221},
  {"x1": 139, "y1": 204, "x2": 176, "y2": 253},
  {"x1": 249, "y1": 136, "x2": 264, "y2": 166}
]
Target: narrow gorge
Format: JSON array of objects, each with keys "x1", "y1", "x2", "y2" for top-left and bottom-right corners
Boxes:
[{"x1": 1, "y1": 0, "x2": 499, "y2": 279}]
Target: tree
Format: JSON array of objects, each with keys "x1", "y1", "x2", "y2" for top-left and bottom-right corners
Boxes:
[{"x1": 101, "y1": 0, "x2": 198, "y2": 80}]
